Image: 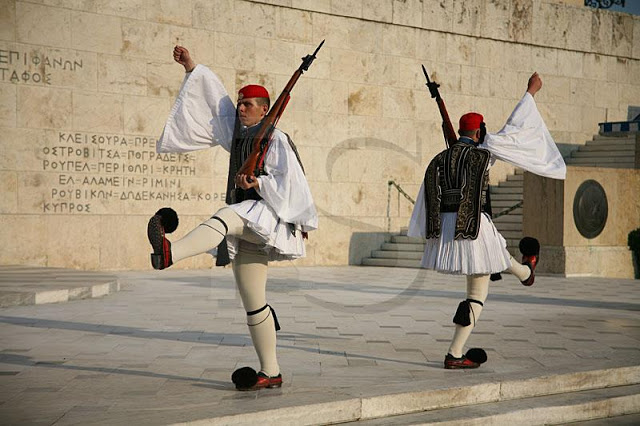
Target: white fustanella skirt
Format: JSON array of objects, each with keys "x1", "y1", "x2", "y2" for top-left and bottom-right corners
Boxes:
[{"x1": 420, "y1": 212, "x2": 512, "y2": 275}]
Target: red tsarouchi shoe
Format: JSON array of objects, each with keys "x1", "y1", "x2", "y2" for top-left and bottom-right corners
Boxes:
[{"x1": 444, "y1": 353, "x2": 480, "y2": 369}]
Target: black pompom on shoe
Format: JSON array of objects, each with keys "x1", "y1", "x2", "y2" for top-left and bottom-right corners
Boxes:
[
  {"x1": 465, "y1": 348, "x2": 488, "y2": 364},
  {"x1": 155, "y1": 207, "x2": 179, "y2": 234},
  {"x1": 519, "y1": 237, "x2": 540, "y2": 287},
  {"x1": 232, "y1": 367, "x2": 258, "y2": 390},
  {"x1": 519, "y1": 237, "x2": 540, "y2": 257}
]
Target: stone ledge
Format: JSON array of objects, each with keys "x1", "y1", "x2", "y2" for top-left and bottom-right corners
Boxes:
[
  {"x1": 0, "y1": 265, "x2": 120, "y2": 308},
  {"x1": 347, "y1": 384, "x2": 640, "y2": 425},
  {"x1": 170, "y1": 365, "x2": 640, "y2": 425}
]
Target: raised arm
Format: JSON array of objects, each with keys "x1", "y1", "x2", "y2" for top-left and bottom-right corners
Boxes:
[
  {"x1": 479, "y1": 71, "x2": 566, "y2": 179},
  {"x1": 526, "y1": 72, "x2": 542, "y2": 97},
  {"x1": 173, "y1": 45, "x2": 196, "y2": 73},
  {"x1": 156, "y1": 46, "x2": 236, "y2": 153}
]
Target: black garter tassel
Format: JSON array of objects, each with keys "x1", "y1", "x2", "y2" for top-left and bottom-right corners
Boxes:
[
  {"x1": 215, "y1": 237, "x2": 231, "y2": 267},
  {"x1": 247, "y1": 304, "x2": 281, "y2": 331},
  {"x1": 453, "y1": 299, "x2": 484, "y2": 327},
  {"x1": 210, "y1": 216, "x2": 231, "y2": 267},
  {"x1": 453, "y1": 300, "x2": 472, "y2": 326},
  {"x1": 270, "y1": 305, "x2": 281, "y2": 331}
]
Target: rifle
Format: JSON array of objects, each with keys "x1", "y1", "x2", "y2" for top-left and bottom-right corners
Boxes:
[
  {"x1": 236, "y1": 40, "x2": 325, "y2": 178},
  {"x1": 421, "y1": 65, "x2": 457, "y2": 148}
]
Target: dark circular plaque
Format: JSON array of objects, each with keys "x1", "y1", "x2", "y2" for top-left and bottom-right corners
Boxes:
[{"x1": 573, "y1": 180, "x2": 608, "y2": 239}]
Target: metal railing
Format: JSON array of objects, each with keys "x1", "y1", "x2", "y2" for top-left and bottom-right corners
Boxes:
[
  {"x1": 387, "y1": 180, "x2": 415, "y2": 233},
  {"x1": 386, "y1": 179, "x2": 523, "y2": 232}
]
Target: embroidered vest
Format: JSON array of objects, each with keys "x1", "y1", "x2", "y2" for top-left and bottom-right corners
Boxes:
[
  {"x1": 224, "y1": 119, "x2": 305, "y2": 205},
  {"x1": 225, "y1": 121, "x2": 269, "y2": 204},
  {"x1": 423, "y1": 142, "x2": 491, "y2": 240}
]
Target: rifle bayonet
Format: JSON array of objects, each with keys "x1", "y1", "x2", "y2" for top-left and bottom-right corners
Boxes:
[
  {"x1": 300, "y1": 39, "x2": 325, "y2": 72},
  {"x1": 421, "y1": 64, "x2": 457, "y2": 148}
]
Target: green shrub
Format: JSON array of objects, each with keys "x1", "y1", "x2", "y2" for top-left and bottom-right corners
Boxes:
[{"x1": 629, "y1": 228, "x2": 640, "y2": 252}]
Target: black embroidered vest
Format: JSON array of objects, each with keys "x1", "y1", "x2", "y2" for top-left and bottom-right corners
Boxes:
[
  {"x1": 423, "y1": 142, "x2": 491, "y2": 240},
  {"x1": 224, "y1": 119, "x2": 306, "y2": 205},
  {"x1": 225, "y1": 121, "x2": 269, "y2": 204}
]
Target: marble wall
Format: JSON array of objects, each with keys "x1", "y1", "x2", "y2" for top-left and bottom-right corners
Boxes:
[
  {"x1": 523, "y1": 165, "x2": 640, "y2": 278},
  {"x1": 1, "y1": 0, "x2": 639, "y2": 270}
]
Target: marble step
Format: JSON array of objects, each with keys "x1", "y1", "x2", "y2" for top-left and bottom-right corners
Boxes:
[
  {"x1": 580, "y1": 143, "x2": 636, "y2": 151},
  {"x1": 490, "y1": 193, "x2": 523, "y2": 202},
  {"x1": 569, "y1": 162, "x2": 637, "y2": 168},
  {"x1": 371, "y1": 250, "x2": 422, "y2": 260},
  {"x1": 591, "y1": 134, "x2": 636, "y2": 141},
  {"x1": 0, "y1": 266, "x2": 121, "y2": 308},
  {"x1": 392, "y1": 235, "x2": 426, "y2": 244},
  {"x1": 506, "y1": 238, "x2": 523, "y2": 247},
  {"x1": 491, "y1": 186, "x2": 524, "y2": 195},
  {"x1": 589, "y1": 135, "x2": 636, "y2": 145},
  {"x1": 572, "y1": 150, "x2": 634, "y2": 158},
  {"x1": 381, "y1": 243, "x2": 425, "y2": 252},
  {"x1": 345, "y1": 384, "x2": 640, "y2": 426},
  {"x1": 493, "y1": 214, "x2": 522, "y2": 223},
  {"x1": 500, "y1": 230, "x2": 524, "y2": 239},
  {"x1": 491, "y1": 222, "x2": 521, "y2": 231},
  {"x1": 496, "y1": 180, "x2": 523, "y2": 188},
  {"x1": 565, "y1": 160, "x2": 635, "y2": 168},
  {"x1": 492, "y1": 208, "x2": 523, "y2": 217},
  {"x1": 567, "y1": 156, "x2": 633, "y2": 164},
  {"x1": 362, "y1": 258, "x2": 422, "y2": 268},
  {"x1": 491, "y1": 200, "x2": 522, "y2": 208}
]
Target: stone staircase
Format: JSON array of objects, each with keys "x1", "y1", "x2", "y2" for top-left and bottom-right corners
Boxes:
[
  {"x1": 490, "y1": 169, "x2": 524, "y2": 257},
  {"x1": 362, "y1": 170, "x2": 524, "y2": 268},
  {"x1": 361, "y1": 134, "x2": 637, "y2": 268},
  {"x1": 566, "y1": 133, "x2": 637, "y2": 168}
]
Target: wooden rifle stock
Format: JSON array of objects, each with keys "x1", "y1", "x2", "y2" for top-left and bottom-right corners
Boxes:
[
  {"x1": 421, "y1": 65, "x2": 457, "y2": 148},
  {"x1": 436, "y1": 97, "x2": 457, "y2": 147},
  {"x1": 237, "y1": 40, "x2": 324, "y2": 178}
]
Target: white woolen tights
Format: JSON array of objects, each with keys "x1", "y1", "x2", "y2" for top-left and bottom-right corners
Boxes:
[
  {"x1": 506, "y1": 255, "x2": 532, "y2": 281},
  {"x1": 170, "y1": 207, "x2": 254, "y2": 262},
  {"x1": 448, "y1": 274, "x2": 489, "y2": 358},
  {"x1": 447, "y1": 256, "x2": 532, "y2": 357},
  {"x1": 233, "y1": 241, "x2": 279, "y2": 377},
  {"x1": 169, "y1": 208, "x2": 280, "y2": 376}
]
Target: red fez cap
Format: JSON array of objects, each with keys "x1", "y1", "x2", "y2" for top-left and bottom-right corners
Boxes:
[
  {"x1": 459, "y1": 112, "x2": 484, "y2": 131},
  {"x1": 238, "y1": 85, "x2": 269, "y2": 100}
]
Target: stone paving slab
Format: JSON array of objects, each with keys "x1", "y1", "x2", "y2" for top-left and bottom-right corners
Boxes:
[
  {"x1": 0, "y1": 266, "x2": 638, "y2": 424},
  {"x1": 0, "y1": 266, "x2": 120, "y2": 308}
]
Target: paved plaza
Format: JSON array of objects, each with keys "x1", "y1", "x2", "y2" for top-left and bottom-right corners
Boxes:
[{"x1": 0, "y1": 265, "x2": 639, "y2": 424}]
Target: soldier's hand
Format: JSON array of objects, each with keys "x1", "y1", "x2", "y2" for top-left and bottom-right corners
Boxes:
[
  {"x1": 527, "y1": 72, "x2": 542, "y2": 96},
  {"x1": 235, "y1": 174, "x2": 259, "y2": 190},
  {"x1": 173, "y1": 45, "x2": 195, "y2": 72}
]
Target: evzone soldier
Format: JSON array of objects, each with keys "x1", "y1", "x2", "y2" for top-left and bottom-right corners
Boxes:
[
  {"x1": 147, "y1": 46, "x2": 318, "y2": 390},
  {"x1": 408, "y1": 72, "x2": 566, "y2": 369}
]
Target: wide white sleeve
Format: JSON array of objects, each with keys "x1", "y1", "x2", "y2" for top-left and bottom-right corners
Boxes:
[
  {"x1": 256, "y1": 130, "x2": 318, "y2": 232},
  {"x1": 480, "y1": 93, "x2": 566, "y2": 180},
  {"x1": 407, "y1": 183, "x2": 426, "y2": 238},
  {"x1": 156, "y1": 65, "x2": 236, "y2": 153}
]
